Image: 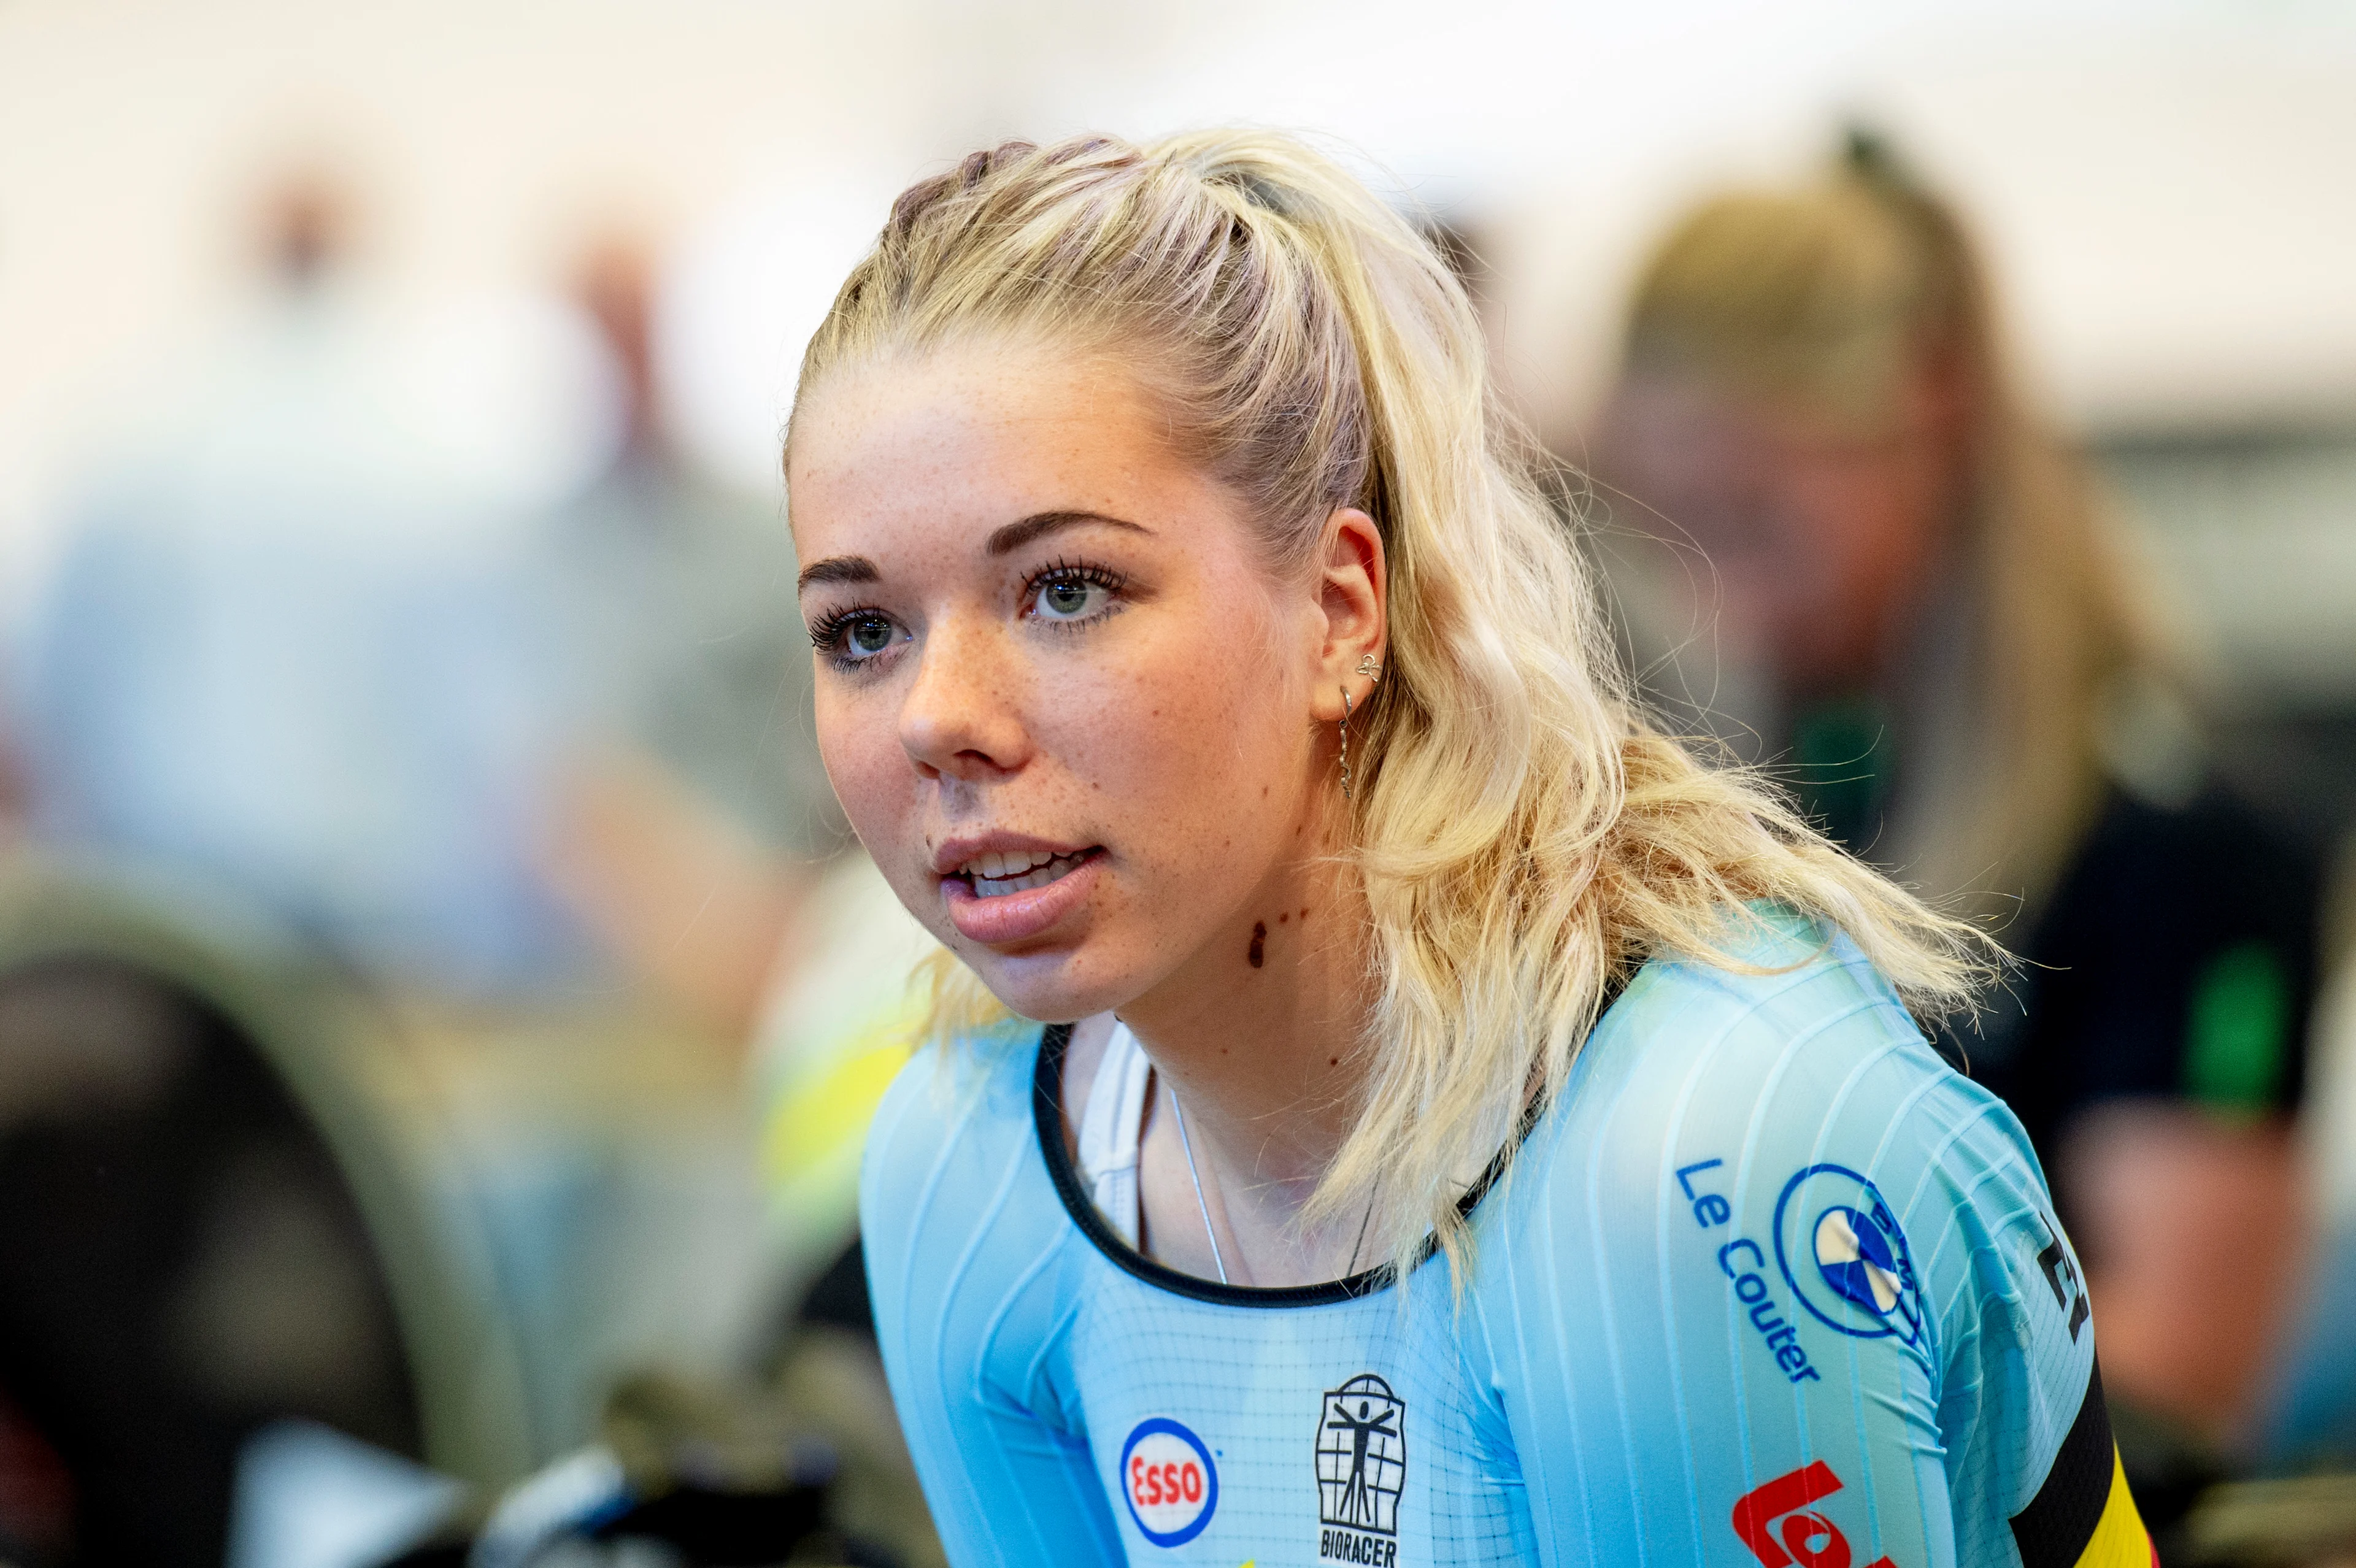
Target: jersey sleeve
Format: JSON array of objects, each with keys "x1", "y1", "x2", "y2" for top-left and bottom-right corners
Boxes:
[
  {"x1": 860, "y1": 1040, "x2": 1127, "y2": 1566},
  {"x1": 1471, "y1": 926, "x2": 2154, "y2": 1568}
]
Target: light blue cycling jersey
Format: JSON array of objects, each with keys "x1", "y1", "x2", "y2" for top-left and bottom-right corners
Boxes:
[{"x1": 861, "y1": 917, "x2": 2153, "y2": 1568}]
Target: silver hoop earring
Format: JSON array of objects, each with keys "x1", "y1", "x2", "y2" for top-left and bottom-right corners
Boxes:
[{"x1": 1338, "y1": 686, "x2": 1355, "y2": 801}]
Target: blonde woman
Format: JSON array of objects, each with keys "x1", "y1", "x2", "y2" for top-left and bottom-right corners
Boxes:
[
  {"x1": 1600, "y1": 137, "x2": 2320, "y2": 1459},
  {"x1": 788, "y1": 133, "x2": 2150, "y2": 1566}
]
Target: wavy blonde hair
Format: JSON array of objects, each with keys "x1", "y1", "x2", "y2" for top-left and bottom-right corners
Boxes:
[{"x1": 793, "y1": 131, "x2": 1990, "y2": 1283}]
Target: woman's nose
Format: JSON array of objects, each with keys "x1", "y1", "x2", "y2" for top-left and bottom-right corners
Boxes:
[{"x1": 898, "y1": 620, "x2": 1030, "y2": 784}]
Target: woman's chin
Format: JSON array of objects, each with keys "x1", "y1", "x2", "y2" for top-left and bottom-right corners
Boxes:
[
  {"x1": 963, "y1": 943, "x2": 1147, "y2": 1030},
  {"x1": 968, "y1": 964, "x2": 1107, "y2": 1028}
]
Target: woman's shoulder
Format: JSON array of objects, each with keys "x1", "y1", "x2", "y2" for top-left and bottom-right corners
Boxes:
[
  {"x1": 1512, "y1": 907, "x2": 2033, "y2": 1221},
  {"x1": 859, "y1": 1025, "x2": 1103, "y2": 1440},
  {"x1": 1587, "y1": 907, "x2": 1929, "y2": 1082},
  {"x1": 1465, "y1": 915, "x2": 2099, "y2": 1567},
  {"x1": 859, "y1": 1024, "x2": 1050, "y2": 1239}
]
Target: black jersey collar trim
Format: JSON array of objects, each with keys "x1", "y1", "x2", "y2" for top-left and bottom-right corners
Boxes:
[
  {"x1": 1031, "y1": 1022, "x2": 1411, "y2": 1306},
  {"x1": 1026, "y1": 996, "x2": 1619, "y2": 1308}
]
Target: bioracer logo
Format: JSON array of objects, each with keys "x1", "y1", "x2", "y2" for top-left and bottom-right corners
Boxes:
[
  {"x1": 1316, "y1": 1373, "x2": 1406, "y2": 1564},
  {"x1": 1119, "y1": 1416, "x2": 1218, "y2": 1548}
]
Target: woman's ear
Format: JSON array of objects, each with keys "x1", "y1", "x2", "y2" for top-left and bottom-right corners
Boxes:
[{"x1": 1311, "y1": 507, "x2": 1386, "y2": 723}]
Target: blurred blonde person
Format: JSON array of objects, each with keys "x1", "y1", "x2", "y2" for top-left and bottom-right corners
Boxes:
[{"x1": 1601, "y1": 134, "x2": 2324, "y2": 1475}]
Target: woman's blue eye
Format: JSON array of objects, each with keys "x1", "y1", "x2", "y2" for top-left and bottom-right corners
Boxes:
[
  {"x1": 843, "y1": 615, "x2": 898, "y2": 658},
  {"x1": 1031, "y1": 574, "x2": 1111, "y2": 621}
]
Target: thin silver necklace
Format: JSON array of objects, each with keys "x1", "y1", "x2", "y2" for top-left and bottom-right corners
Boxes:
[
  {"x1": 1168, "y1": 1086, "x2": 1231, "y2": 1286},
  {"x1": 1168, "y1": 1082, "x2": 1377, "y2": 1286}
]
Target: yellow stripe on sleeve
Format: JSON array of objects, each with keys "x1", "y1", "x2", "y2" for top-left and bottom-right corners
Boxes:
[{"x1": 2071, "y1": 1448, "x2": 2155, "y2": 1568}]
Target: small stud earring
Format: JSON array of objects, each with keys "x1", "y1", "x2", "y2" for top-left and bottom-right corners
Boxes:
[{"x1": 1357, "y1": 654, "x2": 1382, "y2": 683}]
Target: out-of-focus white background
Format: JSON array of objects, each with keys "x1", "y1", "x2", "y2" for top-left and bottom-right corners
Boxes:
[
  {"x1": 4, "y1": 1, "x2": 2353, "y2": 474},
  {"x1": 7, "y1": 0, "x2": 2356, "y2": 689}
]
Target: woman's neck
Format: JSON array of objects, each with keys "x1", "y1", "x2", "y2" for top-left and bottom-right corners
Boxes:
[{"x1": 1112, "y1": 841, "x2": 1377, "y2": 1286}]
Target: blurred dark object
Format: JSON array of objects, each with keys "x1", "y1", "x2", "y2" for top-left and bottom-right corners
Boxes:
[
  {"x1": 2182, "y1": 1472, "x2": 2356, "y2": 1567},
  {"x1": 0, "y1": 961, "x2": 417, "y2": 1564},
  {"x1": 382, "y1": 1240, "x2": 937, "y2": 1568},
  {"x1": 593, "y1": 1485, "x2": 827, "y2": 1564},
  {"x1": 0, "y1": 862, "x2": 538, "y2": 1564},
  {"x1": 791, "y1": 1243, "x2": 870, "y2": 1339},
  {"x1": 2112, "y1": 1398, "x2": 2235, "y2": 1568},
  {"x1": 1974, "y1": 786, "x2": 2319, "y2": 1177}
]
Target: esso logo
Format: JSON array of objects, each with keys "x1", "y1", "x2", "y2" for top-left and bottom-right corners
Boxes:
[{"x1": 1118, "y1": 1417, "x2": 1218, "y2": 1547}]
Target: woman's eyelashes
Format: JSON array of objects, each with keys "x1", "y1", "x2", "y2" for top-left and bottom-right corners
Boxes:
[
  {"x1": 1022, "y1": 558, "x2": 1129, "y2": 630},
  {"x1": 806, "y1": 558, "x2": 1130, "y2": 671},
  {"x1": 809, "y1": 605, "x2": 907, "y2": 669}
]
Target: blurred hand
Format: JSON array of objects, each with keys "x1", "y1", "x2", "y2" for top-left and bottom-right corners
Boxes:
[{"x1": 2064, "y1": 1100, "x2": 2312, "y2": 1448}]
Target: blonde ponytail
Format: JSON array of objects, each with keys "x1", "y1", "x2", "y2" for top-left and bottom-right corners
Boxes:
[{"x1": 795, "y1": 131, "x2": 1992, "y2": 1286}]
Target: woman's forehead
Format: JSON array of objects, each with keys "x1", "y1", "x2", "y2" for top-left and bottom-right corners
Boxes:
[
  {"x1": 793, "y1": 347, "x2": 1169, "y2": 499},
  {"x1": 787, "y1": 347, "x2": 1255, "y2": 575}
]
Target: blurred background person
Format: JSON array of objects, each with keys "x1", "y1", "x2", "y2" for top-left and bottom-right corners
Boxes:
[
  {"x1": 0, "y1": 166, "x2": 583, "y2": 1566},
  {"x1": 534, "y1": 230, "x2": 847, "y2": 1045},
  {"x1": 1596, "y1": 133, "x2": 2326, "y2": 1522},
  {"x1": 12, "y1": 166, "x2": 608, "y2": 995},
  {"x1": 0, "y1": 158, "x2": 920, "y2": 1566}
]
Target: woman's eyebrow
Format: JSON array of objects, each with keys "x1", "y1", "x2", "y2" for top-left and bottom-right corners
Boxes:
[
  {"x1": 797, "y1": 513, "x2": 1146, "y2": 591},
  {"x1": 985, "y1": 510, "x2": 1150, "y2": 556},
  {"x1": 798, "y1": 555, "x2": 879, "y2": 591}
]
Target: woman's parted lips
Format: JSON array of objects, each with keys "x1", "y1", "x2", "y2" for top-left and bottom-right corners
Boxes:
[
  {"x1": 933, "y1": 832, "x2": 1107, "y2": 945},
  {"x1": 929, "y1": 832, "x2": 1100, "y2": 881}
]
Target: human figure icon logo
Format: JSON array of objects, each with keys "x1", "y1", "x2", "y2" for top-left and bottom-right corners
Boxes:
[{"x1": 1316, "y1": 1374, "x2": 1407, "y2": 1537}]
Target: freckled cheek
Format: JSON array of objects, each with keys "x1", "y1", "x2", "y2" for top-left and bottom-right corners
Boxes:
[
  {"x1": 1039, "y1": 646, "x2": 1296, "y2": 874},
  {"x1": 813, "y1": 683, "x2": 920, "y2": 845}
]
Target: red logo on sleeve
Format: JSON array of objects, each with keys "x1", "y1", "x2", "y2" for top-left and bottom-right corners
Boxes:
[{"x1": 1732, "y1": 1462, "x2": 1898, "y2": 1568}]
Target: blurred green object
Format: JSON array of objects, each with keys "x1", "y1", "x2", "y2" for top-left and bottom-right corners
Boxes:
[
  {"x1": 2184, "y1": 940, "x2": 2292, "y2": 1113},
  {"x1": 1788, "y1": 694, "x2": 1893, "y2": 854}
]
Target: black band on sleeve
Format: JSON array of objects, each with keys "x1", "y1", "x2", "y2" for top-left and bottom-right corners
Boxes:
[{"x1": 2010, "y1": 1358, "x2": 2121, "y2": 1568}]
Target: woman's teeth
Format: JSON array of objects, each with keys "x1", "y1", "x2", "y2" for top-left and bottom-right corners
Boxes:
[{"x1": 960, "y1": 849, "x2": 1087, "y2": 897}]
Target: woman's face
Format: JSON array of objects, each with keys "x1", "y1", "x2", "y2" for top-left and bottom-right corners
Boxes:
[
  {"x1": 788, "y1": 340, "x2": 1378, "y2": 1023},
  {"x1": 1604, "y1": 371, "x2": 1962, "y2": 695}
]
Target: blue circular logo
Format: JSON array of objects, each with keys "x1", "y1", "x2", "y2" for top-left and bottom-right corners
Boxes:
[
  {"x1": 1773, "y1": 1164, "x2": 1924, "y2": 1344},
  {"x1": 1119, "y1": 1417, "x2": 1218, "y2": 1547}
]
